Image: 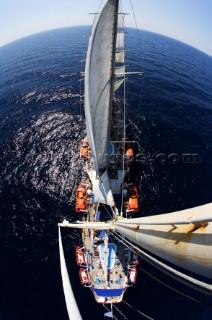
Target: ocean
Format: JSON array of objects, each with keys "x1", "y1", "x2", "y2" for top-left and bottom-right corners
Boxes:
[{"x1": 0, "y1": 26, "x2": 211, "y2": 320}]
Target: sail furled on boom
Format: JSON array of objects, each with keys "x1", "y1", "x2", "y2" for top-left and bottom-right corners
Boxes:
[
  {"x1": 84, "y1": 0, "x2": 119, "y2": 172},
  {"x1": 114, "y1": 203, "x2": 212, "y2": 280}
]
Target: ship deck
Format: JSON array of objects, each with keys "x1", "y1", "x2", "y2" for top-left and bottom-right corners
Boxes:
[{"x1": 84, "y1": 228, "x2": 129, "y2": 303}]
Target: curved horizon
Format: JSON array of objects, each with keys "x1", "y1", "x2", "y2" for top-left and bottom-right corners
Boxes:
[{"x1": 0, "y1": 25, "x2": 211, "y2": 59}]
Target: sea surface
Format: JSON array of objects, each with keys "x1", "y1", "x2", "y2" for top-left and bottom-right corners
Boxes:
[{"x1": 0, "y1": 26, "x2": 212, "y2": 320}]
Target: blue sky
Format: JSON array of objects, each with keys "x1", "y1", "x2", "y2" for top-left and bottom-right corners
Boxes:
[{"x1": 0, "y1": 0, "x2": 211, "y2": 56}]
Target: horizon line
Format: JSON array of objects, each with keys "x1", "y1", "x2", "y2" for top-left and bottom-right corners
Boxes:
[{"x1": 0, "y1": 25, "x2": 211, "y2": 58}]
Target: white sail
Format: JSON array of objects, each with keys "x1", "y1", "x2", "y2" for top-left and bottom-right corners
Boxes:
[
  {"x1": 84, "y1": 0, "x2": 119, "y2": 171},
  {"x1": 115, "y1": 65, "x2": 125, "y2": 77},
  {"x1": 104, "y1": 311, "x2": 113, "y2": 318},
  {"x1": 114, "y1": 13, "x2": 125, "y2": 91},
  {"x1": 58, "y1": 227, "x2": 82, "y2": 320},
  {"x1": 114, "y1": 79, "x2": 124, "y2": 92},
  {"x1": 114, "y1": 203, "x2": 212, "y2": 280},
  {"x1": 116, "y1": 31, "x2": 125, "y2": 49},
  {"x1": 88, "y1": 170, "x2": 115, "y2": 207},
  {"x1": 118, "y1": 13, "x2": 125, "y2": 29},
  {"x1": 115, "y1": 50, "x2": 125, "y2": 63},
  {"x1": 110, "y1": 169, "x2": 125, "y2": 194}
]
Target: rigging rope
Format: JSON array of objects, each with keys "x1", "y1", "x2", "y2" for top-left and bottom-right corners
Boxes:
[
  {"x1": 109, "y1": 230, "x2": 212, "y2": 309},
  {"x1": 105, "y1": 234, "x2": 154, "y2": 320},
  {"x1": 137, "y1": 266, "x2": 212, "y2": 307},
  {"x1": 97, "y1": 0, "x2": 104, "y2": 12},
  {"x1": 102, "y1": 203, "x2": 114, "y2": 219},
  {"x1": 123, "y1": 300, "x2": 154, "y2": 320},
  {"x1": 79, "y1": 76, "x2": 82, "y2": 115},
  {"x1": 121, "y1": 55, "x2": 126, "y2": 216},
  {"x1": 129, "y1": 0, "x2": 144, "y2": 119},
  {"x1": 119, "y1": 3, "x2": 126, "y2": 217},
  {"x1": 113, "y1": 304, "x2": 128, "y2": 319},
  {"x1": 129, "y1": 0, "x2": 139, "y2": 32},
  {"x1": 103, "y1": 304, "x2": 119, "y2": 320}
]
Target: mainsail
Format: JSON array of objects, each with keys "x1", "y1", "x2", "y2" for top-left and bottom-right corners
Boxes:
[{"x1": 84, "y1": 0, "x2": 119, "y2": 172}]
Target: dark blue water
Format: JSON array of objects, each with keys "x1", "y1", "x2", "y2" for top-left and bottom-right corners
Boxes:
[{"x1": 0, "y1": 26, "x2": 211, "y2": 320}]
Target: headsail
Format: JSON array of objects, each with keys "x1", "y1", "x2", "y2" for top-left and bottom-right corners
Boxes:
[
  {"x1": 85, "y1": 0, "x2": 119, "y2": 172},
  {"x1": 88, "y1": 170, "x2": 115, "y2": 207}
]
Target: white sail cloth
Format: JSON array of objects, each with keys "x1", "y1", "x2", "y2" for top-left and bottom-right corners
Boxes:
[
  {"x1": 115, "y1": 203, "x2": 212, "y2": 280},
  {"x1": 84, "y1": 0, "x2": 119, "y2": 171},
  {"x1": 115, "y1": 65, "x2": 125, "y2": 77},
  {"x1": 116, "y1": 31, "x2": 124, "y2": 49},
  {"x1": 114, "y1": 78, "x2": 124, "y2": 91},
  {"x1": 58, "y1": 227, "x2": 82, "y2": 320},
  {"x1": 115, "y1": 50, "x2": 125, "y2": 63},
  {"x1": 88, "y1": 170, "x2": 115, "y2": 207}
]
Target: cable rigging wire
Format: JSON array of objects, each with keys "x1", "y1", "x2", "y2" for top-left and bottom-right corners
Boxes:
[
  {"x1": 137, "y1": 266, "x2": 210, "y2": 306},
  {"x1": 103, "y1": 304, "x2": 119, "y2": 320},
  {"x1": 129, "y1": 0, "x2": 139, "y2": 32},
  {"x1": 109, "y1": 230, "x2": 212, "y2": 300},
  {"x1": 122, "y1": 300, "x2": 155, "y2": 320},
  {"x1": 121, "y1": 48, "x2": 126, "y2": 216},
  {"x1": 79, "y1": 72, "x2": 83, "y2": 116},
  {"x1": 113, "y1": 304, "x2": 128, "y2": 319},
  {"x1": 109, "y1": 230, "x2": 212, "y2": 309},
  {"x1": 129, "y1": 0, "x2": 145, "y2": 112},
  {"x1": 106, "y1": 231, "x2": 155, "y2": 320}
]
